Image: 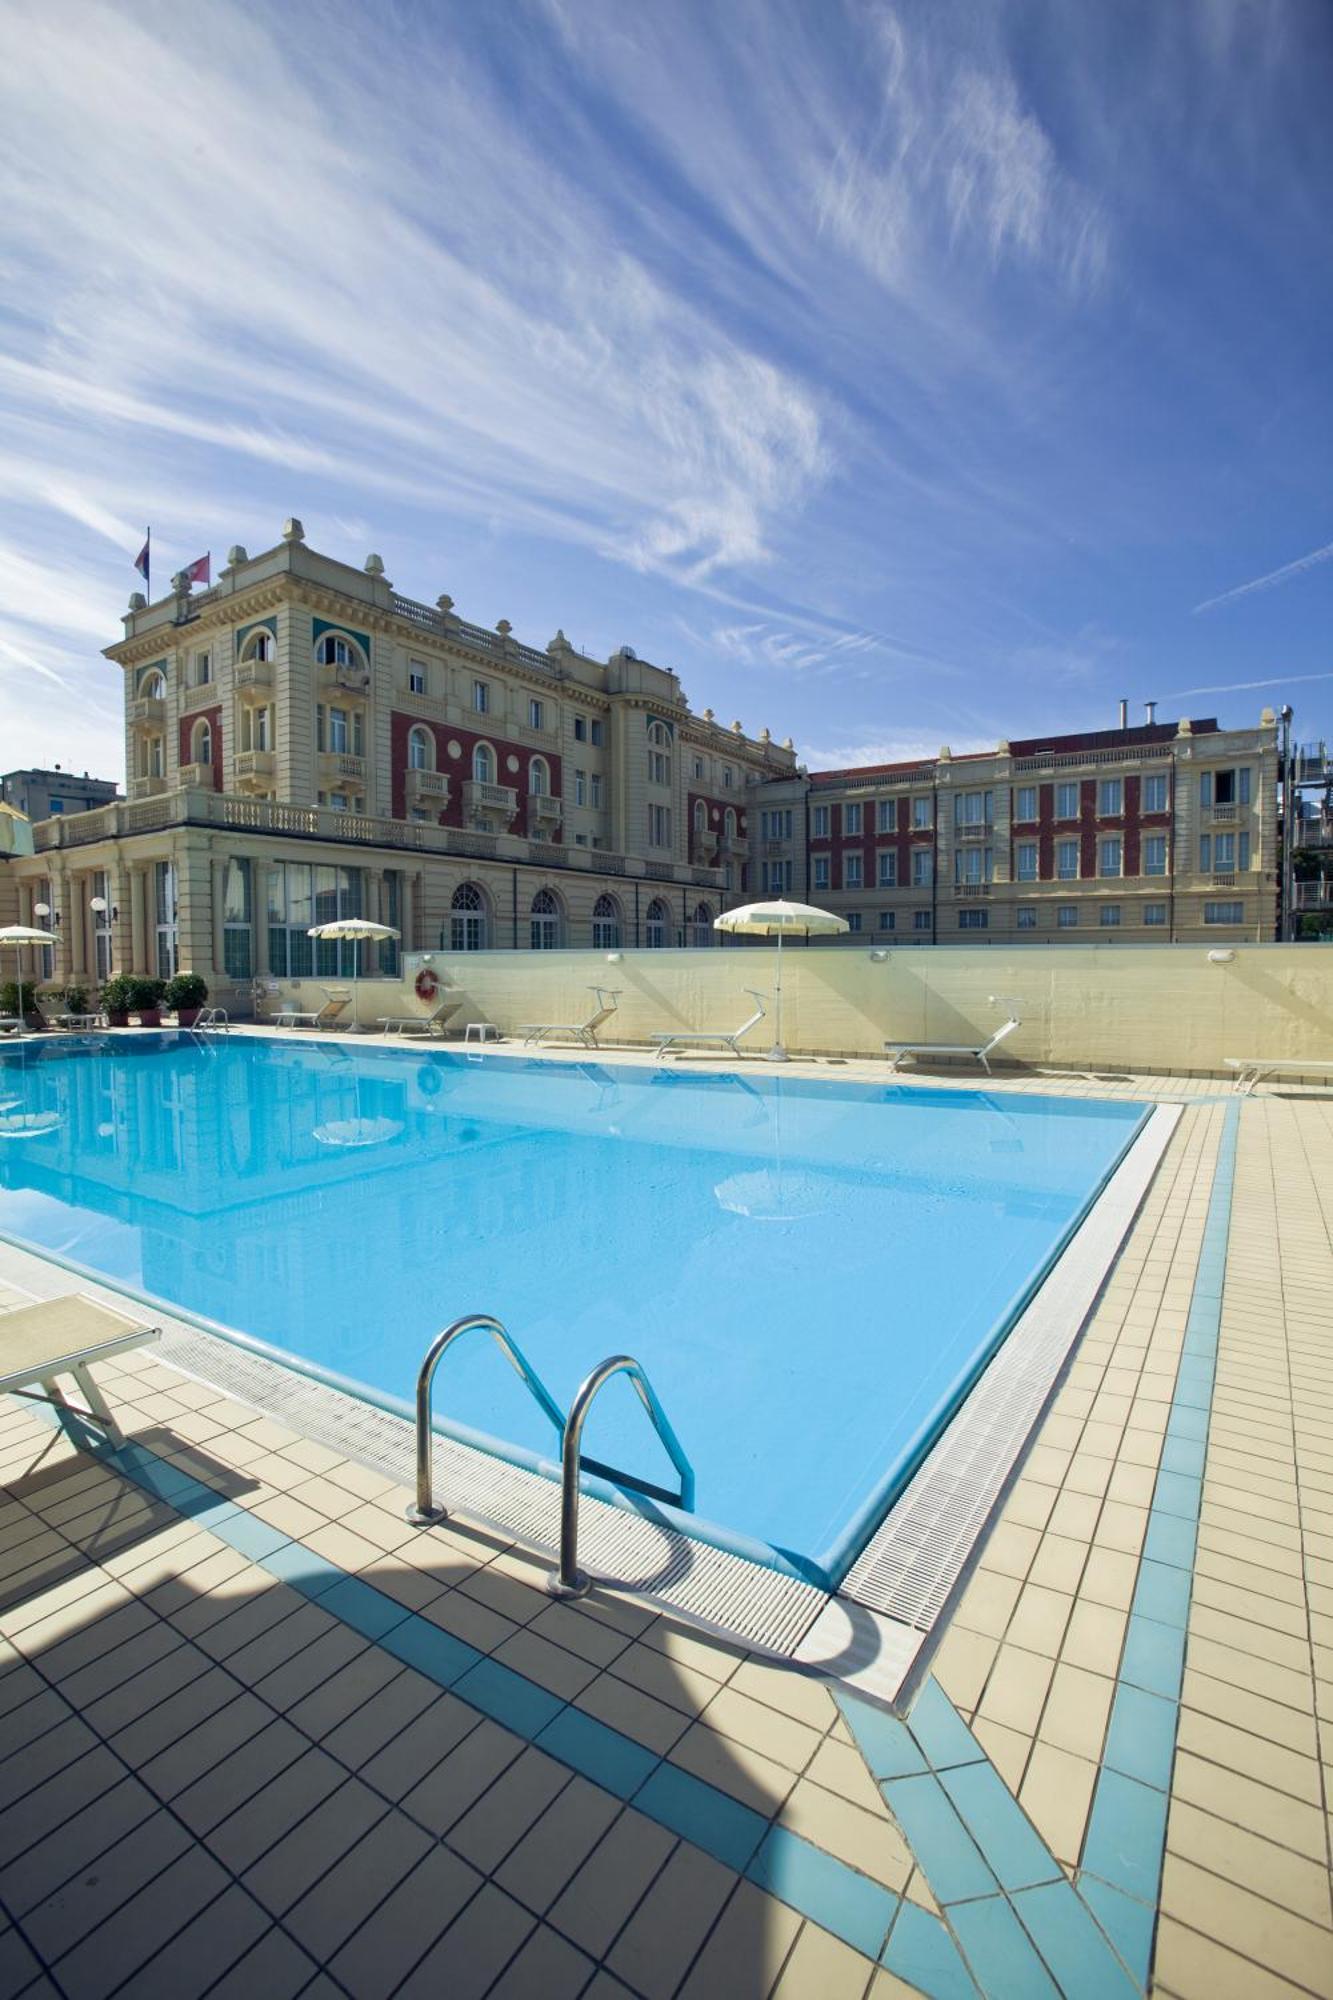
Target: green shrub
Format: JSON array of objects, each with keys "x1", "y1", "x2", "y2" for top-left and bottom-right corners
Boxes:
[
  {"x1": 100, "y1": 974, "x2": 138, "y2": 1014},
  {"x1": 164, "y1": 971, "x2": 208, "y2": 1010},
  {"x1": 129, "y1": 976, "x2": 167, "y2": 1011}
]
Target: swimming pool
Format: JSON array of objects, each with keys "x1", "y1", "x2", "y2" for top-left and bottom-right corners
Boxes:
[{"x1": 0, "y1": 1037, "x2": 1146, "y2": 1587}]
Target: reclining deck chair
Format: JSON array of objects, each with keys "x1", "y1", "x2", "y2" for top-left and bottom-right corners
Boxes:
[
  {"x1": 376, "y1": 995, "x2": 461, "y2": 1038},
  {"x1": 520, "y1": 987, "x2": 620, "y2": 1050},
  {"x1": 274, "y1": 988, "x2": 351, "y2": 1032},
  {"x1": 1, "y1": 1296, "x2": 160, "y2": 1449},
  {"x1": 652, "y1": 990, "x2": 768, "y2": 1061},
  {"x1": 884, "y1": 1015, "x2": 1020, "y2": 1076}
]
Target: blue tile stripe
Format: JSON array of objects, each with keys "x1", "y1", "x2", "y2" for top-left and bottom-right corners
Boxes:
[
  {"x1": 836, "y1": 1099, "x2": 1241, "y2": 1997},
  {"x1": 26, "y1": 1401, "x2": 958, "y2": 1971}
]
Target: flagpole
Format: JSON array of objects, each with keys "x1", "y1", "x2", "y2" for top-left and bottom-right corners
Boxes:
[{"x1": 145, "y1": 527, "x2": 150, "y2": 599}]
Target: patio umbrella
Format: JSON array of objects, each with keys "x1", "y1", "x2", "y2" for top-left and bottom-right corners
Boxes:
[
  {"x1": 713, "y1": 899, "x2": 848, "y2": 1061},
  {"x1": 306, "y1": 917, "x2": 400, "y2": 1032},
  {"x1": 0, "y1": 925, "x2": 57, "y2": 1030}
]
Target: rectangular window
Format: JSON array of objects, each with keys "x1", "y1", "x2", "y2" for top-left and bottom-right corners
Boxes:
[
  {"x1": 812, "y1": 855, "x2": 830, "y2": 890},
  {"x1": 1144, "y1": 903, "x2": 1167, "y2": 926},
  {"x1": 574, "y1": 716, "x2": 587, "y2": 742},
  {"x1": 222, "y1": 859, "x2": 253, "y2": 979},
  {"x1": 911, "y1": 848, "x2": 933, "y2": 887},
  {"x1": 328, "y1": 706, "x2": 349, "y2": 753},
  {"x1": 1205, "y1": 900, "x2": 1244, "y2": 925},
  {"x1": 1015, "y1": 786, "x2": 1037, "y2": 821},
  {"x1": 408, "y1": 662, "x2": 426, "y2": 695},
  {"x1": 847, "y1": 911, "x2": 863, "y2": 933},
  {"x1": 722, "y1": 767, "x2": 733, "y2": 788},
  {"x1": 154, "y1": 861, "x2": 179, "y2": 979},
  {"x1": 1016, "y1": 841, "x2": 1038, "y2": 882},
  {"x1": 1056, "y1": 782, "x2": 1079, "y2": 820},
  {"x1": 955, "y1": 845, "x2": 993, "y2": 885},
  {"x1": 878, "y1": 851, "x2": 897, "y2": 886},
  {"x1": 1213, "y1": 832, "x2": 1235, "y2": 870},
  {"x1": 912, "y1": 795, "x2": 932, "y2": 829},
  {"x1": 1099, "y1": 836, "x2": 1122, "y2": 877},
  {"x1": 877, "y1": 799, "x2": 896, "y2": 834},
  {"x1": 1199, "y1": 834, "x2": 1211, "y2": 872},
  {"x1": 1143, "y1": 834, "x2": 1167, "y2": 876},
  {"x1": 268, "y1": 864, "x2": 362, "y2": 978},
  {"x1": 878, "y1": 910, "x2": 895, "y2": 931},
  {"x1": 812, "y1": 804, "x2": 830, "y2": 839},
  {"x1": 763, "y1": 860, "x2": 793, "y2": 895},
  {"x1": 761, "y1": 809, "x2": 793, "y2": 841},
  {"x1": 843, "y1": 802, "x2": 863, "y2": 835},
  {"x1": 1017, "y1": 906, "x2": 1037, "y2": 930},
  {"x1": 193, "y1": 650, "x2": 212, "y2": 686},
  {"x1": 527, "y1": 698, "x2": 543, "y2": 730},
  {"x1": 913, "y1": 909, "x2": 932, "y2": 931},
  {"x1": 1143, "y1": 773, "x2": 1168, "y2": 813},
  {"x1": 1214, "y1": 769, "x2": 1235, "y2": 804},
  {"x1": 1199, "y1": 770, "x2": 1213, "y2": 806},
  {"x1": 692, "y1": 757, "x2": 704, "y2": 780},
  {"x1": 1239, "y1": 831, "x2": 1250, "y2": 870},
  {"x1": 958, "y1": 908, "x2": 989, "y2": 930},
  {"x1": 1098, "y1": 778, "x2": 1123, "y2": 816},
  {"x1": 590, "y1": 773, "x2": 603, "y2": 808},
  {"x1": 590, "y1": 720, "x2": 604, "y2": 747},
  {"x1": 844, "y1": 853, "x2": 863, "y2": 888},
  {"x1": 1100, "y1": 904, "x2": 1121, "y2": 927},
  {"x1": 647, "y1": 804, "x2": 671, "y2": 848},
  {"x1": 1057, "y1": 838, "x2": 1079, "y2": 880},
  {"x1": 954, "y1": 789, "x2": 992, "y2": 826},
  {"x1": 1058, "y1": 905, "x2": 1079, "y2": 928},
  {"x1": 472, "y1": 680, "x2": 489, "y2": 714},
  {"x1": 574, "y1": 770, "x2": 586, "y2": 807},
  {"x1": 1238, "y1": 767, "x2": 1251, "y2": 805}
]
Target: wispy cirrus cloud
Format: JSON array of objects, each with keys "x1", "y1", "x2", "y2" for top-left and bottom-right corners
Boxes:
[{"x1": 1193, "y1": 538, "x2": 1333, "y2": 614}]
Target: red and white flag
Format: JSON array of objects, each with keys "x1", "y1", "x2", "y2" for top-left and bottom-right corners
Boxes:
[{"x1": 183, "y1": 553, "x2": 211, "y2": 587}]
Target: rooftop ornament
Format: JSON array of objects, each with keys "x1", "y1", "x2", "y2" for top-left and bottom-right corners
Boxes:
[
  {"x1": 282, "y1": 518, "x2": 305, "y2": 542},
  {"x1": 128, "y1": 592, "x2": 146, "y2": 611},
  {"x1": 364, "y1": 553, "x2": 385, "y2": 576},
  {"x1": 227, "y1": 545, "x2": 248, "y2": 565}
]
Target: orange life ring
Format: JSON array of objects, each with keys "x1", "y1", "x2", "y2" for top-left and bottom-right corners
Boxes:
[{"x1": 414, "y1": 967, "x2": 441, "y2": 1002}]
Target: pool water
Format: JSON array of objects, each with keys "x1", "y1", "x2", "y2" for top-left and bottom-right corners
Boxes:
[{"x1": 0, "y1": 1037, "x2": 1145, "y2": 1585}]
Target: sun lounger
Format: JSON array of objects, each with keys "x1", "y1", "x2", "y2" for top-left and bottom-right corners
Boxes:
[
  {"x1": 1225, "y1": 1057, "x2": 1333, "y2": 1096},
  {"x1": 653, "y1": 990, "x2": 768, "y2": 1061},
  {"x1": 884, "y1": 1016, "x2": 1021, "y2": 1076},
  {"x1": 521, "y1": 987, "x2": 620, "y2": 1049},
  {"x1": 274, "y1": 989, "x2": 351, "y2": 1032},
  {"x1": 0, "y1": 1295, "x2": 160, "y2": 1449},
  {"x1": 376, "y1": 997, "x2": 461, "y2": 1037},
  {"x1": 0, "y1": 1016, "x2": 21, "y2": 1036}
]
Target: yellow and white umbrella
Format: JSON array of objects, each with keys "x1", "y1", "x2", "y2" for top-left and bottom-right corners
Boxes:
[
  {"x1": 713, "y1": 899, "x2": 848, "y2": 1061},
  {"x1": 0, "y1": 925, "x2": 57, "y2": 1030},
  {"x1": 307, "y1": 916, "x2": 400, "y2": 1032}
]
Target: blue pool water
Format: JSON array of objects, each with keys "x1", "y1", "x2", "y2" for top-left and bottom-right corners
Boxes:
[{"x1": 0, "y1": 1037, "x2": 1145, "y2": 1585}]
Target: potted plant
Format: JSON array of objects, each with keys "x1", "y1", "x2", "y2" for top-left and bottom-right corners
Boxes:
[
  {"x1": 61, "y1": 984, "x2": 90, "y2": 1019},
  {"x1": 1, "y1": 980, "x2": 47, "y2": 1030},
  {"x1": 100, "y1": 974, "x2": 137, "y2": 1027},
  {"x1": 129, "y1": 975, "x2": 167, "y2": 1027},
  {"x1": 165, "y1": 971, "x2": 209, "y2": 1027}
]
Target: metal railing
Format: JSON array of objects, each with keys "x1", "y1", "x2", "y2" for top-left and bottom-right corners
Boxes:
[
  {"x1": 406, "y1": 1314, "x2": 563, "y2": 1525},
  {"x1": 549, "y1": 1354, "x2": 694, "y2": 1599}
]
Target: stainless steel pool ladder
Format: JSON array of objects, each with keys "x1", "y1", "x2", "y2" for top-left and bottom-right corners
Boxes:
[
  {"x1": 549, "y1": 1355, "x2": 695, "y2": 1601},
  {"x1": 405, "y1": 1314, "x2": 565, "y2": 1526}
]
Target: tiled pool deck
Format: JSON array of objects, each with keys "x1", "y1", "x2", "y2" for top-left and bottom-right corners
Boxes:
[{"x1": 0, "y1": 1044, "x2": 1329, "y2": 1997}]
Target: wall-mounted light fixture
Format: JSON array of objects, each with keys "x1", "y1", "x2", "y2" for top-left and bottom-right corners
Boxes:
[
  {"x1": 869, "y1": 949, "x2": 890, "y2": 963},
  {"x1": 32, "y1": 901, "x2": 60, "y2": 928},
  {"x1": 606, "y1": 951, "x2": 623, "y2": 964},
  {"x1": 1207, "y1": 949, "x2": 1235, "y2": 965},
  {"x1": 89, "y1": 895, "x2": 119, "y2": 922}
]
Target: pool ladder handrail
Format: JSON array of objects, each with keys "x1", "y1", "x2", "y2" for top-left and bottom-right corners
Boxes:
[
  {"x1": 405, "y1": 1313, "x2": 564, "y2": 1525},
  {"x1": 549, "y1": 1354, "x2": 695, "y2": 1600}
]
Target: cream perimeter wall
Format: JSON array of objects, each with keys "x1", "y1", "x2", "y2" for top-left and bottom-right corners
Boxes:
[{"x1": 278, "y1": 942, "x2": 1333, "y2": 1076}]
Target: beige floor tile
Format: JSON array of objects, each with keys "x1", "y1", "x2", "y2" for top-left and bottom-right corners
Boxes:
[
  {"x1": 1153, "y1": 1915, "x2": 1317, "y2": 2000},
  {"x1": 698, "y1": 1685, "x2": 824, "y2": 1775},
  {"x1": 803, "y1": 1735, "x2": 889, "y2": 1815},
  {"x1": 1172, "y1": 1751, "x2": 1328, "y2": 1863},
  {"x1": 1058, "y1": 1597, "x2": 1127, "y2": 1677},
  {"x1": 676, "y1": 1879, "x2": 802, "y2": 2000},
  {"x1": 976, "y1": 1643, "x2": 1055, "y2": 1737},
  {"x1": 771, "y1": 1920, "x2": 877, "y2": 1999},
  {"x1": 1018, "y1": 1740, "x2": 1096, "y2": 1868},
  {"x1": 1004, "y1": 1582, "x2": 1075, "y2": 1659},
  {"x1": 970, "y1": 1715, "x2": 1031, "y2": 1791},
  {"x1": 930, "y1": 1625, "x2": 998, "y2": 1715},
  {"x1": 606, "y1": 1842, "x2": 736, "y2": 2000},
  {"x1": 1036, "y1": 1660, "x2": 1113, "y2": 1762},
  {"x1": 780, "y1": 1777, "x2": 911, "y2": 1890},
  {"x1": 1160, "y1": 1854, "x2": 1333, "y2": 1996},
  {"x1": 1166, "y1": 1798, "x2": 1333, "y2": 1929},
  {"x1": 952, "y1": 1567, "x2": 1023, "y2": 1641},
  {"x1": 668, "y1": 1719, "x2": 797, "y2": 1817}
]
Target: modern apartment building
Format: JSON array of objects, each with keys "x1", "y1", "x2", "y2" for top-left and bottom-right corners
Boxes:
[
  {"x1": 753, "y1": 711, "x2": 1280, "y2": 944},
  {"x1": 4, "y1": 523, "x2": 795, "y2": 991},
  {"x1": 1, "y1": 768, "x2": 119, "y2": 821}
]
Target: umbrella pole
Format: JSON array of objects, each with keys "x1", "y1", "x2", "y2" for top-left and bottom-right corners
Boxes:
[{"x1": 770, "y1": 928, "x2": 788, "y2": 1062}]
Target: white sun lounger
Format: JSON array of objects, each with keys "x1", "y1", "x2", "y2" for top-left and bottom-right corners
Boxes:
[
  {"x1": 274, "y1": 989, "x2": 351, "y2": 1032},
  {"x1": 1225, "y1": 1057, "x2": 1333, "y2": 1096},
  {"x1": 1, "y1": 1295, "x2": 160, "y2": 1449},
  {"x1": 521, "y1": 987, "x2": 620, "y2": 1050},
  {"x1": 0, "y1": 1016, "x2": 21, "y2": 1037},
  {"x1": 653, "y1": 990, "x2": 768, "y2": 1061},
  {"x1": 376, "y1": 997, "x2": 461, "y2": 1037},
  {"x1": 884, "y1": 1016, "x2": 1021, "y2": 1076}
]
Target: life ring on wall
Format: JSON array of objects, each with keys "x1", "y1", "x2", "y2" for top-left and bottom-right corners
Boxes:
[{"x1": 414, "y1": 967, "x2": 441, "y2": 1002}]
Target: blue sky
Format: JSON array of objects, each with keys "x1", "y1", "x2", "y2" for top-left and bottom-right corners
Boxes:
[{"x1": 1, "y1": 0, "x2": 1329, "y2": 781}]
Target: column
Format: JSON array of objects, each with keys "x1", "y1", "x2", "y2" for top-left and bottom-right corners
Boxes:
[
  {"x1": 212, "y1": 860, "x2": 227, "y2": 979},
  {"x1": 253, "y1": 861, "x2": 272, "y2": 977},
  {"x1": 129, "y1": 866, "x2": 148, "y2": 974}
]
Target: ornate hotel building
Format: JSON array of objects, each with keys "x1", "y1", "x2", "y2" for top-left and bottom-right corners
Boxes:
[
  {"x1": 752, "y1": 713, "x2": 1281, "y2": 945},
  {"x1": 2, "y1": 523, "x2": 796, "y2": 991}
]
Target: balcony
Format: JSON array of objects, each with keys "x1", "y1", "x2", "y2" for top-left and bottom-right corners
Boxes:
[
  {"x1": 956, "y1": 822, "x2": 993, "y2": 841},
  {"x1": 953, "y1": 881, "x2": 992, "y2": 897},
  {"x1": 1208, "y1": 802, "x2": 1238, "y2": 822},
  {"x1": 319, "y1": 752, "x2": 366, "y2": 785},
  {"x1": 178, "y1": 762, "x2": 214, "y2": 789},
  {"x1": 404, "y1": 768, "x2": 449, "y2": 811},
  {"x1": 318, "y1": 657, "x2": 371, "y2": 693},
  {"x1": 720, "y1": 832, "x2": 749, "y2": 861},
  {"x1": 129, "y1": 695, "x2": 165, "y2": 730},
  {"x1": 128, "y1": 775, "x2": 167, "y2": 800},
  {"x1": 1294, "y1": 879, "x2": 1333, "y2": 909},
  {"x1": 462, "y1": 779, "x2": 518, "y2": 829},
  {"x1": 236, "y1": 657, "x2": 274, "y2": 696},
  {"x1": 528, "y1": 793, "x2": 562, "y2": 832},
  {"x1": 691, "y1": 829, "x2": 719, "y2": 863},
  {"x1": 235, "y1": 750, "x2": 276, "y2": 789}
]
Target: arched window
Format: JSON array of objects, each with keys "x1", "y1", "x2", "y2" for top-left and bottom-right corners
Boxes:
[
  {"x1": 528, "y1": 756, "x2": 548, "y2": 798},
  {"x1": 240, "y1": 629, "x2": 274, "y2": 663},
  {"x1": 530, "y1": 887, "x2": 562, "y2": 950},
  {"x1": 691, "y1": 901, "x2": 714, "y2": 949},
  {"x1": 644, "y1": 897, "x2": 669, "y2": 949},
  {"x1": 592, "y1": 894, "x2": 622, "y2": 950},
  {"x1": 692, "y1": 799, "x2": 707, "y2": 832},
  {"x1": 408, "y1": 726, "x2": 433, "y2": 771},
  {"x1": 316, "y1": 632, "x2": 356, "y2": 667},
  {"x1": 647, "y1": 720, "x2": 671, "y2": 787},
  {"x1": 140, "y1": 668, "x2": 166, "y2": 699},
  {"x1": 472, "y1": 743, "x2": 496, "y2": 785},
  {"x1": 449, "y1": 881, "x2": 488, "y2": 952},
  {"x1": 724, "y1": 807, "x2": 737, "y2": 839},
  {"x1": 191, "y1": 720, "x2": 212, "y2": 769}
]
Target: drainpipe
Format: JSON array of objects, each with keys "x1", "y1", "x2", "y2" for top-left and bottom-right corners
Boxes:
[{"x1": 511, "y1": 868, "x2": 518, "y2": 950}]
